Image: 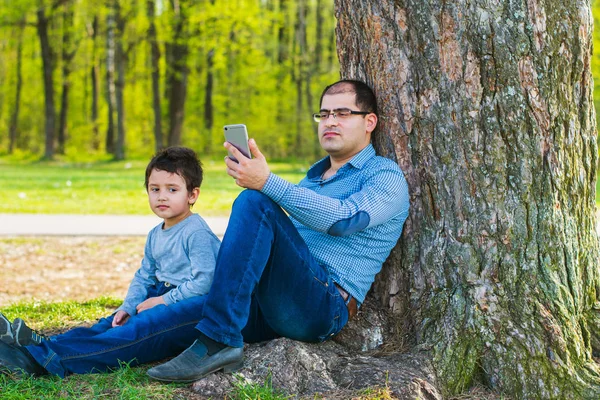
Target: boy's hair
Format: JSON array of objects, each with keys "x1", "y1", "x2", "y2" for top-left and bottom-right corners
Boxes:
[
  {"x1": 319, "y1": 79, "x2": 378, "y2": 115},
  {"x1": 145, "y1": 146, "x2": 203, "y2": 194}
]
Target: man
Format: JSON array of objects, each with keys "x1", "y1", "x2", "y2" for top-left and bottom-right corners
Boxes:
[{"x1": 146, "y1": 79, "x2": 410, "y2": 382}]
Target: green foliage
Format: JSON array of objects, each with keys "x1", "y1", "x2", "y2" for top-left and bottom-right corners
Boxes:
[
  {"x1": 0, "y1": 157, "x2": 306, "y2": 215},
  {"x1": 0, "y1": 0, "x2": 338, "y2": 161}
]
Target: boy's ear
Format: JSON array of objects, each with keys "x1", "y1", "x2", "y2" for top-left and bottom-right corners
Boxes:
[{"x1": 188, "y1": 187, "x2": 200, "y2": 205}]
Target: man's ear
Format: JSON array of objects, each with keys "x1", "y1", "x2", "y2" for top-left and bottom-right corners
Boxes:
[
  {"x1": 365, "y1": 113, "x2": 378, "y2": 134},
  {"x1": 189, "y1": 187, "x2": 200, "y2": 205}
]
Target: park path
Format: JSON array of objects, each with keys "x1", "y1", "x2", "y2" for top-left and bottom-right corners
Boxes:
[{"x1": 0, "y1": 214, "x2": 229, "y2": 237}]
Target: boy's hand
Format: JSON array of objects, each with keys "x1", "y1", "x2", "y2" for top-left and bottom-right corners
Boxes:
[
  {"x1": 224, "y1": 139, "x2": 270, "y2": 190},
  {"x1": 136, "y1": 296, "x2": 166, "y2": 313},
  {"x1": 112, "y1": 310, "x2": 130, "y2": 327}
]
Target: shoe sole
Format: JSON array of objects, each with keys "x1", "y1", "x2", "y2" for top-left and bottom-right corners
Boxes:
[{"x1": 149, "y1": 360, "x2": 244, "y2": 383}]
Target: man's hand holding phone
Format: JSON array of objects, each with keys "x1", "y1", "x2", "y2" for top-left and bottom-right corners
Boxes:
[{"x1": 224, "y1": 139, "x2": 270, "y2": 190}]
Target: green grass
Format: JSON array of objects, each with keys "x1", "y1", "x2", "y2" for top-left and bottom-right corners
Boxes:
[
  {"x1": 0, "y1": 297, "x2": 295, "y2": 399},
  {"x1": 0, "y1": 158, "x2": 306, "y2": 216}
]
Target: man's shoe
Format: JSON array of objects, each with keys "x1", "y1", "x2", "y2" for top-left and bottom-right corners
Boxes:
[
  {"x1": 0, "y1": 341, "x2": 47, "y2": 377},
  {"x1": 12, "y1": 318, "x2": 47, "y2": 347},
  {"x1": 0, "y1": 313, "x2": 14, "y2": 345},
  {"x1": 147, "y1": 339, "x2": 243, "y2": 383}
]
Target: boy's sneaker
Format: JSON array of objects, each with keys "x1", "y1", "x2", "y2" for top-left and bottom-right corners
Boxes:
[
  {"x1": 0, "y1": 313, "x2": 14, "y2": 344},
  {"x1": 12, "y1": 318, "x2": 47, "y2": 346}
]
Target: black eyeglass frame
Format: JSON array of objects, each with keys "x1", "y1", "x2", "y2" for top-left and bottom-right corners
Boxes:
[{"x1": 312, "y1": 109, "x2": 372, "y2": 122}]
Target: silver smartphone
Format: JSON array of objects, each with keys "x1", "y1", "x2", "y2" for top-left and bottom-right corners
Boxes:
[{"x1": 224, "y1": 124, "x2": 251, "y2": 162}]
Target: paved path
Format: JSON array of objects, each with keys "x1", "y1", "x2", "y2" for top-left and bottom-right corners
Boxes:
[{"x1": 0, "y1": 214, "x2": 229, "y2": 237}]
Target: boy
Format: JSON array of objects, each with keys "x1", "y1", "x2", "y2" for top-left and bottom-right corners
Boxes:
[{"x1": 0, "y1": 146, "x2": 220, "y2": 377}]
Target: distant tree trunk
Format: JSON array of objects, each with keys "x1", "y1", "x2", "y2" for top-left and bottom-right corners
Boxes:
[
  {"x1": 105, "y1": 2, "x2": 117, "y2": 155},
  {"x1": 90, "y1": 15, "x2": 100, "y2": 150},
  {"x1": 336, "y1": 0, "x2": 600, "y2": 398},
  {"x1": 9, "y1": 21, "x2": 25, "y2": 154},
  {"x1": 314, "y1": 0, "x2": 323, "y2": 73},
  {"x1": 57, "y1": 2, "x2": 75, "y2": 155},
  {"x1": 203, "y1": 49, "x2": 214, "y2": 154},
  {"x1": 275, "y1": 0, "x2": 289, "y2": 136},
  {"x1": 114, "y1": 1, "x2": 126, "y2": 160},
  {"x1": 223, "y1": 26, "x2": 237, "y2": 121},
  {"x1": 36, "y1": 6, "x2": 56, "y2": 160},
  {"x1": 166, "y1": 0, "x2": 189, "y2": 147},
  {"x1": 147, "y1": 0, "x2": 163, "y2": 152},
  {"x1": 292, "y1": 0, "x2": 307, "y2": 156}
]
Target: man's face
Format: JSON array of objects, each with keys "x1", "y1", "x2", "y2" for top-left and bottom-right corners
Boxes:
[{"x1": 318, "y1": 92, "x2": 377, "y2": 161}]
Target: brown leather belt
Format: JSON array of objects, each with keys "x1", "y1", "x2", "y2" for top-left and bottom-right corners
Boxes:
[{"x1": 335, "y1": 283, "x2": 357, "y2": 319}]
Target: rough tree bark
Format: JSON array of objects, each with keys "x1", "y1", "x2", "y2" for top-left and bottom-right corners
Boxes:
[{"x1": 335, "y1": 0, "x2": 600, "y2": 398}]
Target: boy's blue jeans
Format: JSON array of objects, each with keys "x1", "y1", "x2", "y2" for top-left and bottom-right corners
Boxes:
[{"x1": 27, "y1": 190, "x2": 348, "y2": 377}]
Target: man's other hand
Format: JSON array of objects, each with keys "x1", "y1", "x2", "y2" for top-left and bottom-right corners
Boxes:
[{"x1": 224, "y1": 139, "x2": 270, "y2": 190}]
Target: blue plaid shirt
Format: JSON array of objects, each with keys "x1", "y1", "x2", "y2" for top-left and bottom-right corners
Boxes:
[{"x1": 261, "y1": 144, "x2": 409, "y2": 304}]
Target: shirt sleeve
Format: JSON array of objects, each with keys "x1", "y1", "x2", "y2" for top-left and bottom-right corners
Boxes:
[
  {"x1": 118, "y1": 233, "x2": 157, "y2": 316},
  {"x1": 162, "y1": 230, "x2": 217, "y2": 305},
  {"x1": 261, "y1": 165, "x2": 409, "y2": 236}
]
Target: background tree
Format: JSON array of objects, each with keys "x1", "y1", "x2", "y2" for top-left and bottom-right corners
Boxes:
[
  {"x1": 335, "y1": 0, "x2": 600, "y2": 398},
  {"x1": 56, "y1": 0, "x2": 76, "y2": 154},
  {"x1": 36, "y1": 1, "x2": 62, "y2": 160},
  {"x1": 8, "y1": 18, "x2": 25, "y2": 154},
  {"x1": 165, "y1": 0, "x2": 189, "y2": 147},
  {"x1": 0, "y1": 0, "x2": 340, "y2": 160}
]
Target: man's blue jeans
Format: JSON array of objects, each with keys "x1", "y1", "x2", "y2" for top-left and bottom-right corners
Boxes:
[
  {"x1": 197, "y1": 190, "x2": 349, "y2": 347},
  {"x1": 27, "y1": 190, "x2": 348, "y2": 376}
]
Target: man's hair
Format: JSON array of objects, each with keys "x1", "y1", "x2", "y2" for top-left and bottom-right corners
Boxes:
[
  {"x1": 145, "y1": 146, "x2": 203, "y2": 193},
  {"x1": 319, "y1": 80, "x2": 378, "y2": 115}
]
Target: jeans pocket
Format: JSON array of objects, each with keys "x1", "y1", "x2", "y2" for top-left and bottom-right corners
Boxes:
[{"x1": 316, "y1": 296, "x2": 348, "y2": 342}]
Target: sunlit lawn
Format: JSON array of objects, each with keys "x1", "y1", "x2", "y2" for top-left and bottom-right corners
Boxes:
[
  {"x1": 0, "y1": 298, "x2": 292, "y2": 400},
  {"x1": 0, "y1": 158, "x2": 306, "y2": 216}
]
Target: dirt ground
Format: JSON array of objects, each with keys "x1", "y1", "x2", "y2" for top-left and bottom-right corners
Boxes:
[{"x1": 0, "y1": 236, "x2": 146, "y2": 306}]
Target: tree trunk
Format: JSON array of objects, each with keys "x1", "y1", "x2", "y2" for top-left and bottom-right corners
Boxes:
[
  {"x1": 57, "y1": 2, "x2": 74, "y2": 155},
  {"x1": 314, "y1": 0, "x2": 323, "y2": 73},
  {"x1": 166, "y1": 0, "x2": 189, "y2": 147},
  {"x1": 147, "y1": 0, "x2": 163, "y2": 153},
  {"x1": 203, "y1": 49, "x2": 214, "y2": 154},
  {"x1": 36, "y1": 7, "x2": 56, "y2": 160},
  {"x1": 293, "y1": 0, "x2": 307, "y2": 156},
  {"x1": 105, "y1": 2, "x2": 116, "y2": 155},
  {"x1": 9, "y1": 21, "x2": 25, "y2": 154},
  {"x1": 90, "y1": 15, "x2": 100, "y2": 151},
  {"x1": 335, "y1": 0, "x2": 600, "y2": 398},
  {"x1": 114, "y1": 1, "x2": 126, "y2": 161}
]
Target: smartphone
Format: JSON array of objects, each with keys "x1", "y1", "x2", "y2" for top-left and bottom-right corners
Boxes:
[{"x1": 224, "y1": 124, "x2": 251, "y2": 162}]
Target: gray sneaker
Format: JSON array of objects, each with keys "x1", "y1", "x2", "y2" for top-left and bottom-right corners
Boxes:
[
  {"x1": 0, "y1": 313, "x2": 14, "y2": 345},
  {"x1": 12, "y1": 318, "x2": 47, "y2": 347}
]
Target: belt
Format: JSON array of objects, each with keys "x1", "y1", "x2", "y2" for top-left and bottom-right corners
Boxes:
[{"x1": 335, "y1": 283, "x2": 358, "y2": 319}]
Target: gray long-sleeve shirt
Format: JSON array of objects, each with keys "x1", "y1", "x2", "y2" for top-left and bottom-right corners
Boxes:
[{"x1": 118, "y1": 214, "x2": 220, "y2": 317}]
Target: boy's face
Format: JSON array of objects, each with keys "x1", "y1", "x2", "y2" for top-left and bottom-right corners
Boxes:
[{"x1": 147, "y1": 169, "x2": 199, "y2": 229}]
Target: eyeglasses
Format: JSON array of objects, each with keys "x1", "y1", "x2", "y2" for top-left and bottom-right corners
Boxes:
[{"x1": 312, "y1": 108, "x2": 371, "y2": 123}]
